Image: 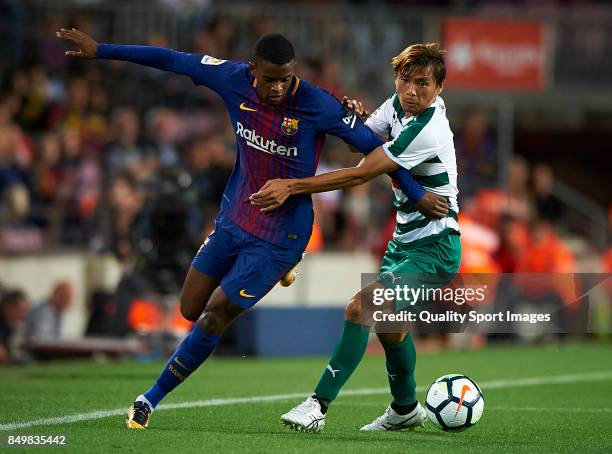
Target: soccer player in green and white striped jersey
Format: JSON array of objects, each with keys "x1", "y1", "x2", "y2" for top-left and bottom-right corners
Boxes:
[
  {"x1": 366, "y1": 90, "x2": 459, "y2": 245},
  {"x1": 251, "y1": 43, "x2": 460, "y2": 433}
]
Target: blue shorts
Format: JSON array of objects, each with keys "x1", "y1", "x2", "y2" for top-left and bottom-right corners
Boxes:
[{"x1": 191, "y1": 213, "x2": 304, "y2": 309}]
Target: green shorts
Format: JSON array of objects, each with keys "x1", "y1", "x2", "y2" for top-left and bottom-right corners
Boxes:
[{"x1": 379, "y1": 231, "x2": 461, "y2": 310}]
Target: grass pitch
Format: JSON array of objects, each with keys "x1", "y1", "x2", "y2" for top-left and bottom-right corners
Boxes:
[{"x1": 1, "y1": 343, "x2": 611, "y2": 453}]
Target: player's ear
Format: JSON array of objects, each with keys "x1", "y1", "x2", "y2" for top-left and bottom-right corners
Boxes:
[
  {"x1": 248, "y1": 61, "x2": 256, "y2": 76},
  {"x1": 436, "y1": 81, "x2": 444, "y2": 96}
]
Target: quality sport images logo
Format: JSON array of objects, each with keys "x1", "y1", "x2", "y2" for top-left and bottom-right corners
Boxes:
[{"x1": 236, "y1": 121, "x2": 298, "y2": 157}]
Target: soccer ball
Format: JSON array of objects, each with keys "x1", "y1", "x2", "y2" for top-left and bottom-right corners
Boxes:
[{"x1": 425, "y1": 374, "x2": 484, "y2": 431}]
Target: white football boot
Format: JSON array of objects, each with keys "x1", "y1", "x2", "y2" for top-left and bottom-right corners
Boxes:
[
  {"x1": 280, "y1": 396, "x2": 326, "y2": 433},
  {"x1": 360, "y1": 402, "x2": 427, "y2": 431}
]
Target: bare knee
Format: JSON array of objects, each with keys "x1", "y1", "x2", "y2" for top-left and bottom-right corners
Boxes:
[
  {"x1": 199, "y1": 292, "x2": 243, "y2": 335},
  {"x1": 344, "y1": 293, "x2": 364, "y2": 323},
  {"x1": 179, "y1": 267, "x2": 219, "y2": 322},
  {"x1": 200, "y1": 308, "x2": 225, "y2": 334},
  {"x1": 180, "y1": 293, "x2": 201, "y2": 322}
]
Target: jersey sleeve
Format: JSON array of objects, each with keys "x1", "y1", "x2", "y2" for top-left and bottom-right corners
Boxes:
[
  {"x1": 382, "y1": 108, "x2": 437, "y2": 170},
  {"x1": 189, "y1": 55, "x2": 244, "y2": 94},
  {"x1": 365, "y1": 96, "x2": 393, "y2": 139},
  {"x1": 96, "y1": 44, "x2": 241, "y2": 96},
  {"x1": 315, "y1": 90, "x2": 383, "y2": 153},
  {"x1": 388, "y1": 168, "x2": 426, "y2": 203}
]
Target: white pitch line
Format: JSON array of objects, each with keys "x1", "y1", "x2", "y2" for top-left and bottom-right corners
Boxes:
[
  {"x1": 335, "y1": 403, "x2": 612, "y2": 413},
  {"x1": 1, "y1": 370, "x2": 612, "y2": 431},
  {"x1": 487, "y1": 406, "x2": 612, "y2": 413}
]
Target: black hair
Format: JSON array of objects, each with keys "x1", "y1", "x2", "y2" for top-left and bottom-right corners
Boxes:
[
  {"x1": 253, "y1": 33, "x2": 295, "y2": 65},
  {"x1": 1, "y1": 289, "x2": 26, "y2": 307}
]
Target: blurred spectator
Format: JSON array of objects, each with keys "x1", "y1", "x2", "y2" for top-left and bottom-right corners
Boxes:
[
  {"x1": 192, "y1": 16, "x2": 236, "y2": 58},
  {"x1": 56, "y1": 127, "x2": 101, "y2": 244},
  {"x1": 31, "y1": 132, "x2": 63, "y2": 239},
  {"x1": 15, "y1": 65, "x2": 54, "y2": 133},
  {"x1": 0, "y1": 289, "x2": 30, "y2": 364},
  {"x1": 88, "y1": 169, "x2": 198, "y2": 337},
  {"x1": 514, "y1": 219, "x2": 577, "y2": 313},
  {"x1": 466, "y1": 155, "x2": 533, "y2": 230},
  {"x1": 105, "y1": 106, "x2": 156, "y2": 183},
  {"x1": 532, "y1": 163, "x2": 564, "y2": 223},
  {"x1": 25, "y1": 281, "x2": 74, "y2": 341},
  {"x1": 146, "y1": 107, "x2": 181, "y2": 168},
  {"x1": 455, "y1": 111, "x2": 497, "y2": 200},
  {"x1": 183, "y1": 134, "x2": 233, "y2": 236},
  {"x1": 457, "y1": 212, "x2": 500, "y2": 274},
  {"x1": 491, "y1": 215, "x2": 528, "y2": 274},
  {"x1": 517, "y1": 219, "x2": 575, "y2": 274},
  {"x1": 306, "y1": 58, "x2": 344, "y2": 98},
  {"x1": 0, "y1": 123, "x2": 34, "y2": 239},
  {"x1": 37, "y1": 15, "x2": 70, "y2": 70},
  {"x1": 91, "y1": 170, "x2": 149, "y2": 263}
]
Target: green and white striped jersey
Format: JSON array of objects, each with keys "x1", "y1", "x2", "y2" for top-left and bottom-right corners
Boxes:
[{"x1": 366, "y1": 94, "x2": 460, "y2": 247}]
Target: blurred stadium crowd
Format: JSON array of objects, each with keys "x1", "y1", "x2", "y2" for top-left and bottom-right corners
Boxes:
[{"x1": 1, "y1": 0, "x2": 611, "y2": 363}]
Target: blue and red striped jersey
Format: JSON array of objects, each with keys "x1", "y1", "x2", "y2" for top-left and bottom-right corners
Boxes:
[{"x1": 198, "y1": 60, "x2": 383, "y2": 248}]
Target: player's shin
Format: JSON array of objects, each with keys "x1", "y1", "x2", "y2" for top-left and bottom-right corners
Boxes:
[
  {"x1": 381, "y1": 332, "x2": 418, "y2": 411},
  {"x1": 142, "y1": 321, "x2": 221, "y2": 408},
  {"x1": 313, "y1": 320, "x2": 370, "y2": 409}
]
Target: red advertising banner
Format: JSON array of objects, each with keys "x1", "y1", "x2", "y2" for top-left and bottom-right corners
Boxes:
[{"x1": 442, "y1": 18, "x2": 547, "y2": 90}]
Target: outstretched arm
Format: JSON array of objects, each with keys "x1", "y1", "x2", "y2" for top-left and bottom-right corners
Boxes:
[
  {"x1": 56, "y1": 28, "x2": 202, "y2": 77},
  {"x1": 251, "y1": 146, "x2": 450, "y2": 217},
  {"x1": 250, "y1": 147, "x2": 396, "y2": 212}
]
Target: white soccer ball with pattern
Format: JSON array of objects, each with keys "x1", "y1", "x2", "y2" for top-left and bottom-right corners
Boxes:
[{"x1": 425, "y1": 374, "x2": 484, "y2": 431}]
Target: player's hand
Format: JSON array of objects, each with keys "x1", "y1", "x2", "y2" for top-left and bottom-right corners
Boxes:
[
  {"x1": 416, "y1": 192, "x2": 450, "y2": 219},
  {"x1": 56, "y1": 28, "x2": 98, "y2": 59},
  {"x1": 342, "y1": 96, "x2": 370, "y2": 119},
  {"x1": 249, "y1": 179, "x2": 293, "y2": 212}
]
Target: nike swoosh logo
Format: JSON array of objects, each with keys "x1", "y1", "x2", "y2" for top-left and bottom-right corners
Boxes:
[
  {"x1": 174, "y1": 356, "x2": 194, "y2": 371},
  {"x1": 239, "y1": 289, "x2": 256, "y2": 298},
  {"x1": 239, "y1": 102, "x2": 257, "y2": 112},
  {"x1": 455, "y1": 384, "x2": 471, "y2": 415}
]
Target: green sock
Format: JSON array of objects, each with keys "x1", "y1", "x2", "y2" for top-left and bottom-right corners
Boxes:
[
  {"x1": 382, "y1": 333, "x2": 417, "y2": 405},
  {"x1": 313, "y1": 320, "x2": 370, "y2": 407}
]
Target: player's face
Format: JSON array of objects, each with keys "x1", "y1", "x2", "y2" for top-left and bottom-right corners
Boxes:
[
  {"x1": 249, "y1": 58, "x2": 296, "y2": 106},
  {"x1": 395, "y1": 66, "x2": 443, "y2": 116}
]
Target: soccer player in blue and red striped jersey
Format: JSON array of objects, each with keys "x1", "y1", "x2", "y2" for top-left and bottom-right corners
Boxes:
[{"x1": 57, "y1": 28, "x2": 449, "y2": 429}]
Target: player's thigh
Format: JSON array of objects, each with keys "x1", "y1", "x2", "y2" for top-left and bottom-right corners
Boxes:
[
  {"x1": 380, "y1": 235, "x2": 461, "y2": 279},
  {"x1": 220, "y1": 240, "x2": 303, "y2": 310},
  {"x1": 380, "y1": 241, "x2": 454, "y2": 306},
  {"x1": 374, "y1": 236, "x2": 461, "y2": 337},
  {"x1": 182, "y1": 216, "x2": 240, "y2": 320},
  {"x1": 179, "y1": 266, "x2": 221, "y2": 321}
]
